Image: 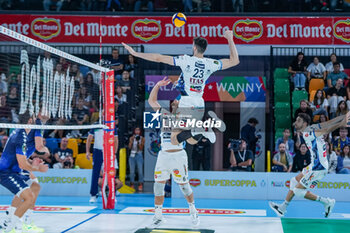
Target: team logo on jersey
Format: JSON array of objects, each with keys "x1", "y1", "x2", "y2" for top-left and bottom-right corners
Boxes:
[
  {"x1": 173, "y1": 169, "x2": 181, "y2": 177},
  {"x1": 143, "y1": 110, "x2": 161, "y2": 129}
]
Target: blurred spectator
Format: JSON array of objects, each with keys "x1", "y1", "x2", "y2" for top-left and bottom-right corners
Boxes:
[
  {"x1": 336, "y1": 100, "x2": 348, "y2": 117},
  {"x1": 43, "y1": 0, "x2": 63, "y2": 11},
  {"x1": 275, "y1": 128, "x2": 294, "y2": 154},
  {"x1": 128, "y1": 127, "x2": 145, "y2": 192},
  {"x1": 70, "y1": 63, "x2": 83, "y2": 80},
  {"x1": 59, "y1": 57, "x2": 70, "y2": 71},
  {"x1": 318, "y1": 113, "x2": 328, "y2": 123},
  {"x1": 332, "y1": 127, "x2": 350, "y2": 155},
  {"x1": 325, "y1": 53, "x2": 344, "y2": 73},
  {"x1": 336, "y1": 144, "x2": 350, "y2": 174},
  {"x1": 88, "y1": 68, "x2": 101, "y2": 85},
  {"x1": 62, "y1": 0, "x2": 81, "y2": 10},
  {"x1": 55, "y1": 63, "x2": 64, "y2": 75},
  {"x1": 76, "y1": 87, "x2": 92, "y2": 110},
  {"x1": 183, "y1": 0, "x2": 193, "y2": 11},
  {"x1": 106, "y1": 0, "x2": 122, "y2": 10},
  {"x1": 240, "y1": 117, "x2": 259, "y2": 155},
  {"x1": 288, "y1": 52, "x2": 307, "y2": 90},
  {"x1": 292, "y1": 143, "x2": 310, "y2": 172},
  {"x1": 0, "y1": 95, "x2": 12, "y2": 123},
  {"x1": 8, "y1": 73, "x2": 20, "y2": 90},
  {"x1": 134, "y1": 0, "x2": 153, "y2": 11},
  {"x1": 232, "y1": 0, "x2": 243, "y2": 12},
  {"x1": 294, "y1": 100, "x2": 313, "y2": 121},
  {"x1": 310, "y1": 89, "x2": 328, "y2": 117},
  {"x1": 47, "y1": 118, "x2": 69, "y2": 138},
  {"x1": 6, "y1": 86, "x2": 19, "y2": 111},
  {"x1": 325, "y1": 141, "x2": 337, "y2": 174},
  {"x1": 327, "y1": 78, "x2": 346, "y2": 118},
  {"x1": 31, "y1": 138, "x2": 53, "y2": 167},
  {"x1": 0, "y1": 73, "x2": 8, "y2": 95},
  {"x1": 116, "y1": 70, "x2": 131, "y2": 92},
  {"x1": 327, "y1": 62, "x2": 348, "y2": 88},
  {"x1": 110, "y1": 48, "x2": 124, "y2": 79},
  {"x1": 0, "y1": 136, "x2": 8, "y2": 154},
  {"x1": 124, "y1": 55, "x2": 138, "y2": 78},
  {"x1": 53, "y1": 137, "x2": 74, "y2": 169},
  {"x1": 229, "y1": 138, "x2": 253, "y2": 171},
  {"x1": 114, "y1": 86, "x2": 127, "y2": 104},
  {"x1": 73, "y1": 98, "x2": 89, "y2": 124},
  {"x1": 272, "y1": 143, "x2": 293, "y2": 172},
  {"x1": 307, "y1": 56, "x2": 326, "y2": 81},
  {"x1": 193, "y1": 137, "x2": 211, "y2": 170}
]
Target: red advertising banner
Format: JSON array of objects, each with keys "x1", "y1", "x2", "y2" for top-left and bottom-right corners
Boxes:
[
  {"x1": 0, "y1": 14, "x2": 350, "y2": 45},
  {"x1": 102, "y1": 70, "x2": 115, "y2": 209}
]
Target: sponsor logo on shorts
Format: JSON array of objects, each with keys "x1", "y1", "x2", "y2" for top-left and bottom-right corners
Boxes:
[
  {"x1": 189, "y1": 178, "x2": 201, "y2": 187},
  {"x1": 173, "y1": 169, "x2": 181, "y2": 178}
]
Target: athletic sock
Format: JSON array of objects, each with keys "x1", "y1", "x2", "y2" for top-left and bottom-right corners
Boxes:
[
  {"x1": 316, "y1": 196, "x2": 328, "y2": 205},
  {"x1": 155, "y1": 205, "x2": 163, "y2": 218},
  {"x1": 24, "y1": 209, "x2": 33, "y2": 225},
  {"x1": 188, "y1": 202, "x2": 196, "y2": 213},
  {"x1": 280, "y1": 201, "x2": 289, "y2": 211}
]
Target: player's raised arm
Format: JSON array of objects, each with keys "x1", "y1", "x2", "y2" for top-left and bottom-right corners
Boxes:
[
  {"x1": 122, "y1": 43, "x2": 174, "y2": 65},
  {"x1": 313, "y1": 111, "x2": 350, "y2": 137},
  {"x1": 148, "y1": 77, "x2": 171, "y2": 111},
  {"x1": 220, "y1": 30, "x2": 240, "y2": 70}
]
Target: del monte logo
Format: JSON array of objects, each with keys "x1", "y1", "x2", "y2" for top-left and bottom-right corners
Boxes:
[
  {"x1": 132, "y1": 18, "x2": 161, "y2": 42},
  {"x1": 333, "y1": 19, "x2": 350, "y2": 43},
  {"x1": 189, "y1": 178, "x2": 201, "y2": 187},
  {"x1": 233, "y1": 19, "x2": 263, "y2": 42},
  {"x1": 31, "y1": 17, "x2": 61, "y2": 41}
]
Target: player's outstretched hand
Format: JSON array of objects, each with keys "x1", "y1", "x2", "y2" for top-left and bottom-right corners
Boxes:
[
  {"x1": 39, "y1": 164, "x2": 49, "y2": 173},
  {"x1": 223, "y1": 30, "x2": 234, "y2": 40},
  {"x1": 157, "y1": 77, "x2": 171, "y2": 87},
  {"x1": 32, "y1": 157, "x2": 44, "y2": 166},
  {"x1": 345, "y1": 111, "x2": 350, "y2": 127},
  {"x1": 122, "y1": 42, "x2": 136, "y2": 56}
]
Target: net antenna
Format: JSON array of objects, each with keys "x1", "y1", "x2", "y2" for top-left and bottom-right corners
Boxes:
[{"x1": 0, "y1": 25, "x2": 111, "y2": 130}]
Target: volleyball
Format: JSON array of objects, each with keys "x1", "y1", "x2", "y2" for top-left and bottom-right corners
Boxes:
[{"x1": 172, "y1": 12, "x2": 187, "y2": 28}]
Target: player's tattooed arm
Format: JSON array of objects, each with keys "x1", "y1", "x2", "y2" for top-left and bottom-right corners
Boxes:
[
  {"x1": 148, "y1": 77, "x2": 171, "y2": 111},
  {"x1": 314, "y1": 111, "x2": 350, "y2": 137},
  {"x1": 220, "y1": 30, "x2": 240, "y2": 70},
  {"x1": 122, "y1": 43, "x2": 174, "y2": 65}
]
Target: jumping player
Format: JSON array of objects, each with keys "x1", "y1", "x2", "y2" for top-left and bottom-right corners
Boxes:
[
  {"x1": 122, "y1": 30, "x2": 239, "y2": 144},
  {"x1": 0, "y1": 111, "x2": 49, "y2": 233},
  {"x1": 148, "y1": 77, "x2": 213, "y2": 228},
  {"x1": 269, "y1": 112, "x2": 350, "y2": 218}
]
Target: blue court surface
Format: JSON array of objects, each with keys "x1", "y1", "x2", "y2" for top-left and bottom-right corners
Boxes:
[{"x1": 1, "y1": 194, "x2": 350, "y2": 233}]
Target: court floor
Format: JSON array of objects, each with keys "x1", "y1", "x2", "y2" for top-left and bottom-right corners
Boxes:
[{"x1": 1, "y1": 194, "x2": 350, "y2": 233}]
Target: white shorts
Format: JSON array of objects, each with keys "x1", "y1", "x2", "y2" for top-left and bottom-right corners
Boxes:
[
  {"x1": 300, "y1": 165, "x2": 327, "y2": 189},
  {"x1": 178, "y1": 96, "x2": 205, "y2": 122},
  {"x1": 154, "y1": 150, "x2": 188, "y2": 183}
]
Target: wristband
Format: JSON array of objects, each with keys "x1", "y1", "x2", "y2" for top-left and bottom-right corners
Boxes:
[{"x1": 35, "y1": 150, "x2": 46, "y2": 155}]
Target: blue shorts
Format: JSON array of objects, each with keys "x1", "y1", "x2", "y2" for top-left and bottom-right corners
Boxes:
[{"x1": 0, "y1": 171, "x2": 30, "y2": 197}]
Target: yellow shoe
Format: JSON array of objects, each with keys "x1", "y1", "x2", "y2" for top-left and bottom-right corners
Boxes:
[{"x1": 23, "y1": 223, "x2": 44, "y2": 233}]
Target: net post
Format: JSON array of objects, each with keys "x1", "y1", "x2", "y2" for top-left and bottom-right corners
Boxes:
[{"x1": 102, "y1": 70, "x2": 115, "y2": 209}]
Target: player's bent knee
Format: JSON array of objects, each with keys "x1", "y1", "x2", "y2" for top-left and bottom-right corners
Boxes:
[
  {"x1": 154, "y1": 182, "x2": 165, "y2": 196},
  {"x1": 293, "y1": 187, "x2": 307, "y2": 198},
  {"x1": 179, "y1": 183, "x2": 192, "y2": 197},
  {"x1": 290, "y1": 177, "x2": 298, "y2": 190}
]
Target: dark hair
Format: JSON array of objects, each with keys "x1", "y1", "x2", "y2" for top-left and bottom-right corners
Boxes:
[
  {"x1": 333, "y1": 61, "x2": 340, "y2": 67},
  {"x1": 336, "y1": 100, "x2": 348, "y2": 116},
  {"x1": 341, "y1": 144, "x2": 350, "y2": 158},
  {"x1": 296, "y1": 52, "x2": 304, "y2": 57},
  {"x1": 330, "y1": 53, "x2": 337, "y2": 58},
  {"x1": 248, "y1": 118, "x2": 259, "y2": 124},
  {"x1": 298, "y1": 113, "x2": 311, "y2": 126},
  {"x1": 313, "y1": 89, "x2": 325, "y2": 107},
  {"x1": 284, "y1": 128, "x2": 290, "y2": 132},
  {"x1": 313, "y1": 56, "x2": 319, "y2": 60},
  {"x1": 19, "y1": 110, "x2": 33, "y2": 124},
  {"x1": 318, "y1": 113, "x2": 328, "y2": 123},
  {"x1": 193, "y1": 37, "x2": 208, "y2": 54},
  {"x1": 112, "y1": 48, "x2": 119, "y2": 53}
]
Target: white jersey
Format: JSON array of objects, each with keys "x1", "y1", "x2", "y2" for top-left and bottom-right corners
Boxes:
[
  {"x1": 303, "y1": 127, "x2": 328, "y2": 171},
  {"x1": 173, "y1": 54, "x2": 222, "y2": 97},
  {"x1": 160, "y1": 108, "x2": 184, "y2": 151}
]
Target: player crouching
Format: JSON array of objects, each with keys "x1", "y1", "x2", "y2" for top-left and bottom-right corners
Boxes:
[{"x1": 270, "y1": 112, "x2": 350, "y2": 218}]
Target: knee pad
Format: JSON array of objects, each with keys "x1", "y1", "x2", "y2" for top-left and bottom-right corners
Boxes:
[
  {"x1": 290, "y1": 177, "x2": 298, "y2": 191},
  {"x1": 179, "y1": 183, "x2": 193, "y2": 197},
  {"x1": 293, "y1": 187, "x2": 307, "y2": 198},
  {"x1": 153, "y1": 182, "x2": 165, "y2": 196}
]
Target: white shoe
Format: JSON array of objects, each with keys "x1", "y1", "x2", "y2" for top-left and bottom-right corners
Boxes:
[
  {"x1": 324, "y1": 198, "x2": 336, "y2": 218},
  {"x1": 89, "y1": 196, "x2": 97, "y2": 204},
  {"x1": 148, "y1": 216, "x2": 165, "y2": 228},
  {"x1": 202, "y1": 127, "x2": 216, "y2": 143},
  {"x1": 269, "y1": 201, "x2": 286, "y2": 217},
  {"x1": 190, "y1": 209, "x2": 200, "y2": 226},
  {"x1": 207, "y1": 111, "x2": 226, "y2": 132}
]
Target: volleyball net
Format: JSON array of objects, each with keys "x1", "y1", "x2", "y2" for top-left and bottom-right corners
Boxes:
[{"x1": 0, "y1": 25, "x2": 116, "y2": 209}]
